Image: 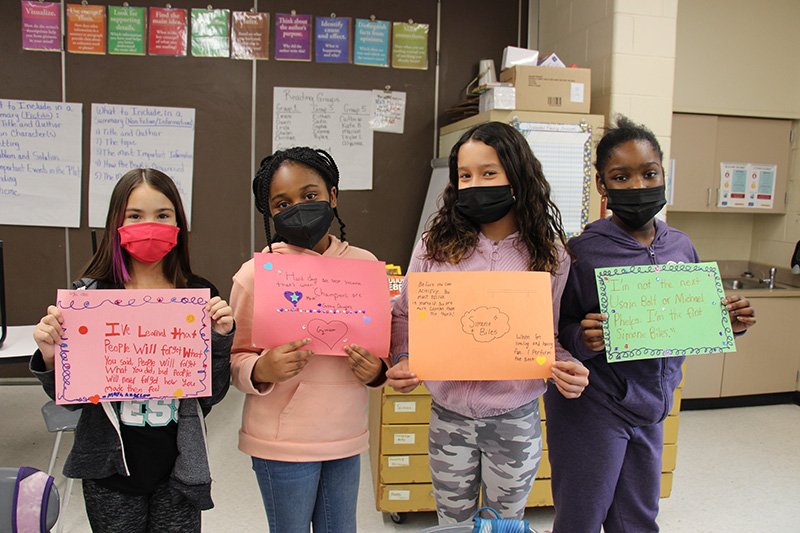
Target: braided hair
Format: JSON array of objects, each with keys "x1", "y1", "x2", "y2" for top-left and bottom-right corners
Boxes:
[{"x1": 253, "y1": 147, "x2": 347, "y2": 252}]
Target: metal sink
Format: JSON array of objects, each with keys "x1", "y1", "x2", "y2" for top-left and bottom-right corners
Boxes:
[{"x1": 721, "y1": 278, "x2": 788, "y2": 290}]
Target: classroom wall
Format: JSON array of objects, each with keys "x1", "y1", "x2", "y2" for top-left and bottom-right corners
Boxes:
[
  {"x1": 668, "y1": 1, "x2": 800, "y2": 268},
  {"x1": 0, "y1": 0, "x2": 527, "y2": 328}
]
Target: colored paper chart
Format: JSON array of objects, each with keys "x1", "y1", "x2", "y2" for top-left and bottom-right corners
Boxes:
[
  {"x1": 54, "y1": 289, "x2": 212, "y2": 405},
  {"x1": 149, "y1": 7, "x2": 187, "y2": 56},
  {"x1": 252, "y1": 253, "x2": 391, "y2": 357},
  {"x1": 354, "y1": 19, "x2": 390, "y2": 67},
  {"x1": 108, "y1": 6, "x2": 146, "y2": 56},
  {"x1": 191, "y1": 8, "x2": 230, "y2": 57},
  {"x1": 66, "y1": 4, "x2": 106, "y2": 54},
  {"x1": 274, "y1": 13, "x2": 311, "y2": 61},
  {"x1": 315, "y1": 16, "x2": 351, "y2": 63},
  {"x1": 21, "y1": 1, "x2": 62, "y2": 52},
  {"x1": 595, "y1": 262, "x2": 735, "y2": 363},
  {"x1": 391, "y1": 22, "x2": 429, "y2": 70},
  {"x1": 370, "y1": 90, "x2": 406, "y2": 134},
  {"x1": 231, "y1": 11, "x2": 269, "y2": 60},
  {"x1": 408, "y1": 271, "x2": 555, "y2": 381}
]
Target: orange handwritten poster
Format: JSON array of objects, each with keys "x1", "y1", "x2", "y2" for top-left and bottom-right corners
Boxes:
[
  {"x1": 408, "y1": 271, "x2": 554, "y2": 380},
  {"x1": 54, "y1": 288, "x2": 212, "y2": 405},
  {"x1": 67, "y1": 4, "x2": 106, "y2": 54}
]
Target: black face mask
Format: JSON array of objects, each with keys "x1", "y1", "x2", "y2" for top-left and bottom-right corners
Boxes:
[
  {"x1": 605, "y1": 184, "x2": 667, "y2": 229},
  {"x1": 272, "y1": 201, "x2": 334, "y2": 249},
  {"x1": 456, "y1": 185, "x2": 515, "y2": 225}
]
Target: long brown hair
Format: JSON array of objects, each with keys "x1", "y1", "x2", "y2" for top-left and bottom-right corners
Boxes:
[
  {"x1": 424, "y1": 122, "x2": 567, "y2": 273},
  {"x1": 81, "y1": 168, "x2": 194, "y2": 287}
]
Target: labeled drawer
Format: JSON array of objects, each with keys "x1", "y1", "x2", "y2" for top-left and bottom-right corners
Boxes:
[
  {"x1": 662, "y1": 443, "x2": 677, "y2": 472},
  {"x1": 663, "y1": 415, "x2": 680, "y2": 444},
  {"x1": 382, "y1": 395, "x2": 432, "y2": 424},
  {"x1": 378, "y1": 483, "x2": 436, "y2": 513},
  {"x1": 669, "y1": 388, "x2": 682, "y2": 416},
  {"x1": 381, "y1": 424, "x2": 429, "y2": 454},
  {"x1": 380, "y1": 454, "x2": 431, "y2": 484}
]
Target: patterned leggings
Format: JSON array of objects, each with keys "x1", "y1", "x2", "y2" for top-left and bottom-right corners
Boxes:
[
  {"x1": 82, "y1": 478, "x2": 201, "y2": 533},
  {"x1": 427, "y1": 400, "x2": 542, "y2": 524}
]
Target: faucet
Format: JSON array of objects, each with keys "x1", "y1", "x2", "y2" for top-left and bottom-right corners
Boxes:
[{"x1": 760, "y1": 267, "x2": 777, "y2": 289}]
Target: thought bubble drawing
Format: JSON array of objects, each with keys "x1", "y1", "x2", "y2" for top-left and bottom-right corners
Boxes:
[{"x1": 460, "y1": 306, "x2": 510, "y2": 343}]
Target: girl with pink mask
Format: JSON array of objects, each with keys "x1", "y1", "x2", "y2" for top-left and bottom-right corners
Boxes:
[{"x1": 31, "y1": 168, "x2": 234, "y2": 533}]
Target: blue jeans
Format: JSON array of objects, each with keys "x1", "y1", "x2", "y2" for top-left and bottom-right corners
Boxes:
[{"x1": 251, "y1": 454, "x2": 360, "y2": 533}]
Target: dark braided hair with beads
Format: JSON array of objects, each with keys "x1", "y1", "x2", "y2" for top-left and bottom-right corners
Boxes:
[{"x1": 253, "y1": 147, "x2": 347, "y2": 251}]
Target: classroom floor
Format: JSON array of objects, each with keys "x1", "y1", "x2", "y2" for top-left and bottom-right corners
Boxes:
[{"x1": 2, "y1": 383, "x2": 799, "y2": 532}]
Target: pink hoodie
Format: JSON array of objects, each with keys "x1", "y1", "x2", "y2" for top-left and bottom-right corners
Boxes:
[{"x1": 230, "y1": 236, "x2": 381, "y2": 462}]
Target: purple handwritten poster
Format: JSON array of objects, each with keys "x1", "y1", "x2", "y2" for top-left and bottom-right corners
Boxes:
[
  {"x1": 274, "y1": 13, "x2": 311, "y2": 61},
  {"x1": 21, "y1": 1, "x2": 62, "y2": 51},
  {"x1": 55, "y1": 289, "x2": 212, "y2": 405}
]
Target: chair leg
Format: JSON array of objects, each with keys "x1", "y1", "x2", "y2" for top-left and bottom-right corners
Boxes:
[
  {"x1": 47, "y1": 430, "x2": 63, "y2": 476},
  {"x1": 55, "y1": 477, "x2": 75, "y2": 533}
]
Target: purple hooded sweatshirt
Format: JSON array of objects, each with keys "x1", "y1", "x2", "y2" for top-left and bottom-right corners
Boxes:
[{"x1": 558, "y1": 217, "x2": 700, "y2": 426}]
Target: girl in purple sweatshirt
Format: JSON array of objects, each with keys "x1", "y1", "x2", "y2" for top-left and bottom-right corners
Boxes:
[
  {"x1": 387, "y1": 121, "x2": 589, "y2": 524},
  {"x1": 545, "y1": 116, "x2": 756, "y2": 532}
]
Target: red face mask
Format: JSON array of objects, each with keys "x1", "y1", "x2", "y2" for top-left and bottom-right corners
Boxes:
[{"x1": 118, "y1": 222, "x2": 179, "y2": 264}]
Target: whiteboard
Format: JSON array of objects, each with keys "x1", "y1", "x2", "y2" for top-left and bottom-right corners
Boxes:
[
  {"x1": 272, "y1": 87, "x2": 373, "y2": 190},
  {"x1": 0, "y1": 98, "x2": 83, "y2": 228},
  {"x1": 89, "y1": 103, "x2": 196, "y2": 228}
]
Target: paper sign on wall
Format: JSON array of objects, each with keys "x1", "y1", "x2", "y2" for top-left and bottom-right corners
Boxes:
[
  {"x1": 252, "y1": 253, "x2": 391, "y2": 357},
  {"x1": 408, "y1": 271, "x2": 555, "y2": 381},
  {"x1": 21, "y1": 1, "x2": 62, "y2": 52},
  {"x1": 54, "y1": 289, "x2": 212, "y2": 405},
  {"x1": 718, "y1": 162, "x2": 777, "y2": 209},
  {"x1": 595, "y1": 262, "x2": 735, "y2": 363},
  {"x1": 0, "y1": 98, "x2": 83, "y2": 228}
]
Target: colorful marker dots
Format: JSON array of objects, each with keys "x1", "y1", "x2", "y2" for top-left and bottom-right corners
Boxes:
[
  {"x1": 186, "y1": 315, "x2": 195, "y2": 323},
  {"x1": 78, "y1": 325, "x2": 88, "y2": 335}
]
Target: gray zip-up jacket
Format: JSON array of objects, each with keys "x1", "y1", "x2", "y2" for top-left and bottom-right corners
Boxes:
[{"x1": 30, "y1": 277, "x2": 233, "y2": 510}]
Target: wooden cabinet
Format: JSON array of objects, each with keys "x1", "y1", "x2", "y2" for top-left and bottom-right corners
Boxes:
[
  {"x1": 368, "y1": 382, "x2": 681, "y2": 521},
  {"x1": 670, "y1": 113, "x2": 791, "y2": 214},
  {"x1": 682, "y1": 295, "x2": 800, "y2": 398}
]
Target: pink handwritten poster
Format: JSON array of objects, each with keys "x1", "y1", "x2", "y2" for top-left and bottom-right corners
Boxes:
[
  {"x1": 252, "y1": 253, "x2": 391, "y2": 357},
  {"x1": 55, "y1": 289, "x2": 211, "y2": 405}
]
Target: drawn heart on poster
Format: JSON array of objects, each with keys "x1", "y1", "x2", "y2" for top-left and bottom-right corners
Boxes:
[
  {"x1": 307, "y1": 319, "x2": 348, "y2": 349},
  {"x1": 284, "y1": 291, "x2": 303, "y2": 307}
]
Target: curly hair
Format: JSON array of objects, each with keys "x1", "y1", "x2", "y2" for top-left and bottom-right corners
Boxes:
[
  {"x1": 424, "y1": 122, "x2": 567, "y2": 274},
  {"x1": 595, "y1": 115, "x2": 663, "y2": 177},
  {"x1": 253, "y1": 147, "x2": 347, "y2": 251}
]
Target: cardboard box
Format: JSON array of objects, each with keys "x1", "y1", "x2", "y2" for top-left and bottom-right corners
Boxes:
[{"x1": 499, "y1": 65, "x2": 591, "y2": 114}]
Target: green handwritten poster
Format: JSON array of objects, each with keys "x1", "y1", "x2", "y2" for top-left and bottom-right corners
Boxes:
[{"x1": 595, "y1": 262, "x2": 735, "y2": 363}]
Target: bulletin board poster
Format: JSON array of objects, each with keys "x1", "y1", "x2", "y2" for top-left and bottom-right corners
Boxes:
[
  {"x1": 272, "y1": 87, "x2": 373, "y2": 190},
  {"x1": 89, "y1": 103, "x2": 195, "y2": 228},
  {"x1": 149, "y1": 7, "x2": 188, "y2": 56},
  {"x1": 231, "y1": 11, "x2": 269, "y2": 60},
  {"x1": 370, "y1": 90, "x2": 406, "y2": 134},
  {"x1": 514, "y1": 121, "x2": 592, "y2": 237},
  {"x1": 108, "y1": 6, "x2": 146, "y2": 56},
  {"x1": 315, "y1": 16, "x2": 351, "y2": 63},
  {"x1": 408, "y1": 271, "x2": 555, "y2": 381},
  {"x1": 66, "y1": 4, "x2": 106, "y2": 55},
  {"x1": 21, "y1": 1, "x2": 62, "y2": 52},
  {"x1": 54, "y1": 288, "x2": 212, "y2": 405},
  {"x1": 274, "y1": 13, "x2": 312, "y2": 61},
  {"x1": 595, "y1": 262, "x2": 735, "y2": 363},
  {"x1": 0, "y1": 98, "x2": 83, "y2": 228},
  {"x1": 252, "y1": 253, "x2": 391, "y2": 357},
  {"x1": 354, "y1": 19, "x2": 390, "y2": 67},
  {"x1": 391, "y1": 22, "x2": 429, "y2": 70},
  {"x1": 191, "y1": 8, "x2": 231, "y2": 58}
]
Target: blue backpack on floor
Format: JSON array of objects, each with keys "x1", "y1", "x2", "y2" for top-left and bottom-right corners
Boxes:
[{"x1": 472, "y1": 507, "x2": 533, "y2": 533}]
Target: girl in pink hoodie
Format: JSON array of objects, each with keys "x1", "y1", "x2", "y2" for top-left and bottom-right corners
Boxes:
[{"x1": 229, "y1": 147, "x2": 386, "y2": 533}]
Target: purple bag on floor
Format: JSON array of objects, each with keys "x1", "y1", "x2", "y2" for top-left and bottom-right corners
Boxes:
[{"x1": 12, "y1": 467, "x2": 54, "y2": 533}]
